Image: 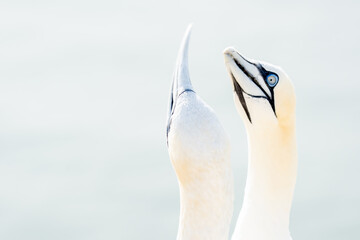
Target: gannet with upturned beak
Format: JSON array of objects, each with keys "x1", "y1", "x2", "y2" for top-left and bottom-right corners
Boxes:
[
  {"x1": 166, "y1": 26, "x2": 234, "y2": 240},
  {"x1": 223, "y1": 48, "x2": 297, "y2": 240}
]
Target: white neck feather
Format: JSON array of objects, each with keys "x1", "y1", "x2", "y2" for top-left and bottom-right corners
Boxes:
[
  {"x1": 168, "y1": 93, "x2": 234, "y2": 240},
  {"x1": 232, "y1": 123, "x2": 297, "y2": 240},
  {"x1": 176, "y1": 160, "x2": 233, "y2": 240}
]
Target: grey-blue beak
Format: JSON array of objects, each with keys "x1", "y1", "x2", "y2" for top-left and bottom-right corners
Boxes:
[{"x1": 166, "y1": 24, "x2": 194, "y2": 143}]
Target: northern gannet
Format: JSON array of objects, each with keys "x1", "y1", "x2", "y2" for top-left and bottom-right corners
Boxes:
[
  {"x1": 166, "y1": 25, "x2": 234, "y2": 240},
  {"x1": 223, "y1": 48, "x2": 297, "y2": 240}
]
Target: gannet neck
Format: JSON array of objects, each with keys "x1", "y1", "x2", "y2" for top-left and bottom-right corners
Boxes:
[
  {"x1": 232, "y1": 123, "x2": 297, "y2": 240},
  {"x1": 177, "y1": 169, "x2": 234, "y2": 240},
  {"x1": 167, "y1": 25, "x2": 234, "y2": 240},
  {"x1": 168, "y1": 93, "x2": 233, "y2": 240},
  {"x1": 170, "y1": 114, "x2": 234, "y2": 239}
]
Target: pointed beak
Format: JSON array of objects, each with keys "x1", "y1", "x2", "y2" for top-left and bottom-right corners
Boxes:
[
  {"x1": 224, "y1": 47, "x2": 270, "y2": 98},
  {"x1": 166, "y1": 24, "x2": 194, "y2": 141},
  {"x1": 223, "y1": 47, "x2": 275, "y2": 123}
]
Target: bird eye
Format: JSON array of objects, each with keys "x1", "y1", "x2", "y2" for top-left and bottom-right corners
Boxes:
[{"x1": 266, "y1": 74, "x2": 278, "y2": 87}]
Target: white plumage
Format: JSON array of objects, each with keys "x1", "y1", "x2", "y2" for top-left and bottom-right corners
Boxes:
[
  {"x1": 166, "y1": 25, "x2": 234, "y2": 240},
  {"x1": 166, "y1": 25, "x2": 297, "y2": 240},
  {"x1": 224, "y1": 48, "x2": 297, "y2": 240}
]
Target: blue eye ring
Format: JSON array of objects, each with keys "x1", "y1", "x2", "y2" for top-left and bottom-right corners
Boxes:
[{"x1": 266, "y1": 74, "x2": 278, "y2": 87}]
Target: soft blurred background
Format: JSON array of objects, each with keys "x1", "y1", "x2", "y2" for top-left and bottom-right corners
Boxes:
[{"x1": 0, "y1": 0, "x2": 359, "y2": 239}]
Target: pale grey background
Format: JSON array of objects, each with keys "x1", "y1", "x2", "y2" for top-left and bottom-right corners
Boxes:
[{"x1": 0, "y1": 0, "x2": 359, "y2": 239}]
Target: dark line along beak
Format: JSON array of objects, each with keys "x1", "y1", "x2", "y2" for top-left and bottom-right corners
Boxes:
[
  {"x1": 166, "y1": 24, "x2": 194, "y2": 143},
  {"x1": 230, "y1": 72, "x2": 252, "y2": 123},
  {"x1": 223, "y1": 48, "x2": 276, "y2": 123}
]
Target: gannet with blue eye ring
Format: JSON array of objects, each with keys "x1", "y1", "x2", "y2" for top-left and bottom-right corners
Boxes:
[
  {"x1": 166, "y1": 25, "x2": 234, "y2": 240},
  {"x1": 223, "y1": 48, "x2": 297, "y2": 240}
]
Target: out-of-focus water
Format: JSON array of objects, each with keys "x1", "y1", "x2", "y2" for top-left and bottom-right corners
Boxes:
[{"x1": 0, "y1": 0, "x2": 359, "y2": 239}]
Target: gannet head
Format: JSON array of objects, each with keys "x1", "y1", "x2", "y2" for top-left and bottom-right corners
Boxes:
[
  {"x1": 165, "y1": 26, "x2": 233, "y2": 239},
  {"x1": 223, "y1": 47, "x2": 296, "y2": 129},
  {"x1": 166, "y1": 25, "x2": 231, "y2": 184}
]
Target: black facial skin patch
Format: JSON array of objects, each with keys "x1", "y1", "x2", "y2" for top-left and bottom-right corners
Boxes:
[
  {"x1": 231, "y1": 73, "x2": 252, "y2": 123},
  {"x1": 232, "y1": 57, "x2": 278, "y2": 122}
]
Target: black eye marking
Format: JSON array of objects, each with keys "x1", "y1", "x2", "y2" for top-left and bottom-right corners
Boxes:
[
  {"x1": 254, "y1": 64, "x2": 278, "y2": 116},
  {"x1": 234, "y1": 60, "x2": 278, "y2": 119},
  {"x1": 234, "y1": 58, "x2": 270, "y2": 100},
  {"x1": 255, "y1": 64, "x2": 279, "y2": 90},
  {"x1": 231, "y1": 56, "x2": 280, "y2": 122}
]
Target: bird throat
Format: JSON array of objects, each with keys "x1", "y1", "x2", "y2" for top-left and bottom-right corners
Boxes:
[{"x1": 233, "y1": 126, "x2": 297, "y2": 240}]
